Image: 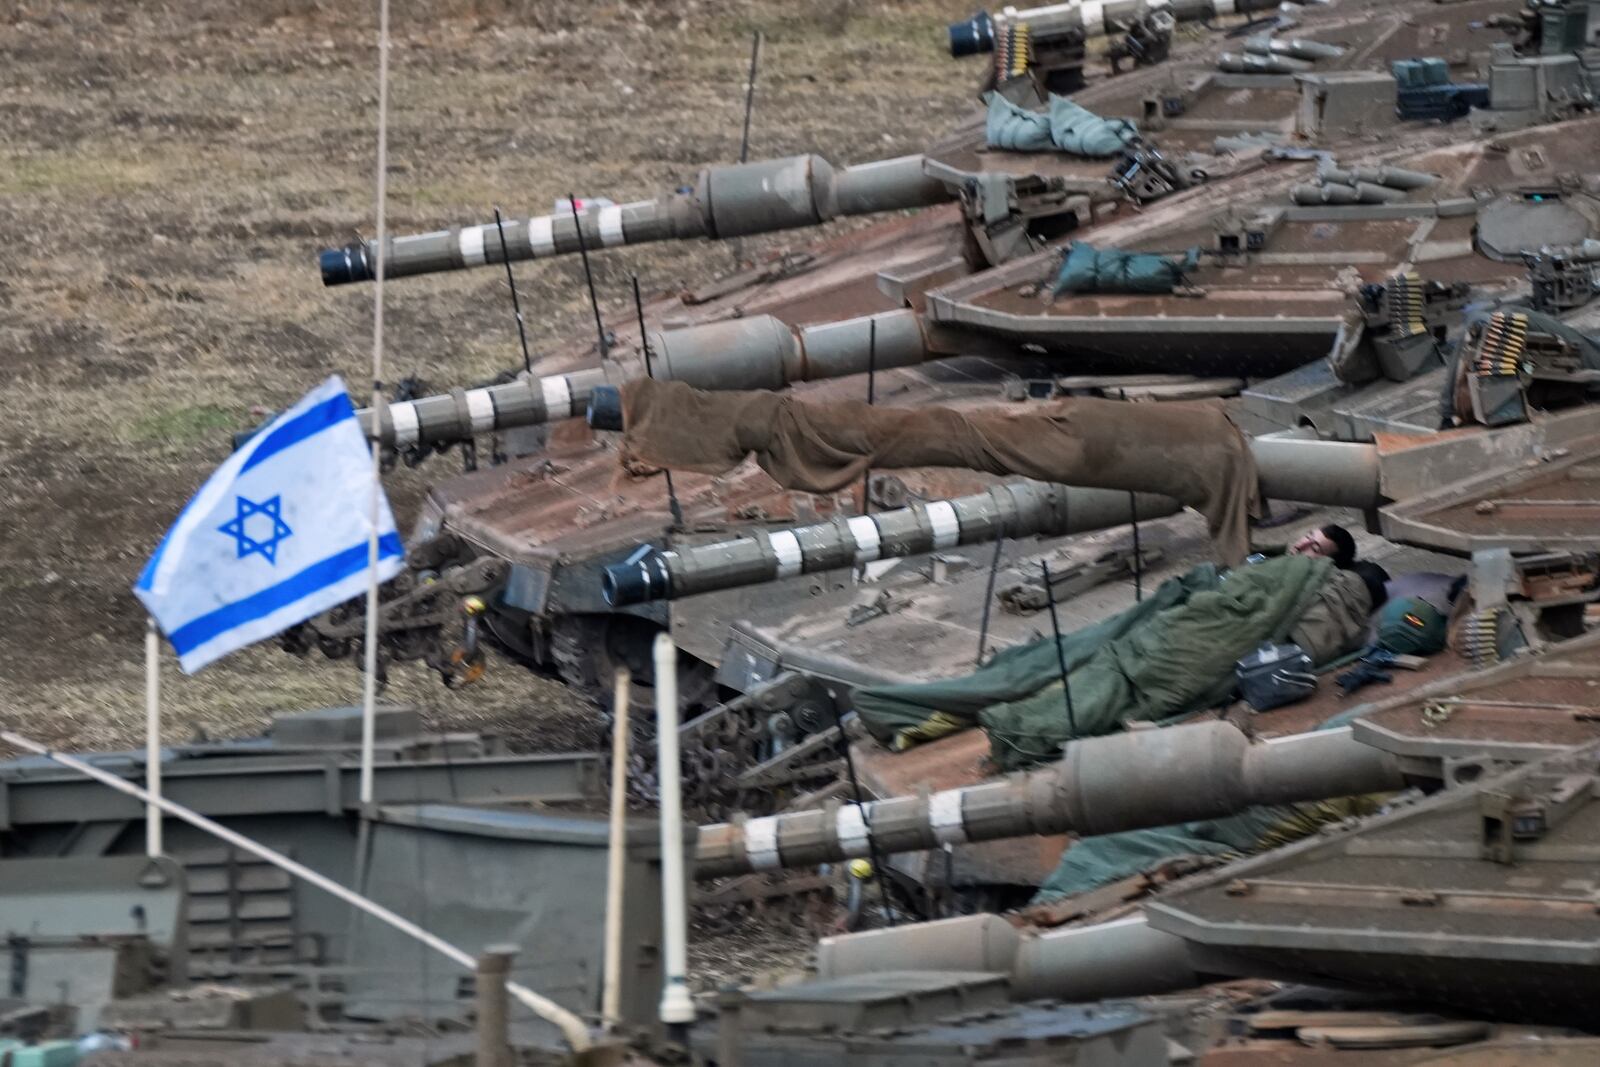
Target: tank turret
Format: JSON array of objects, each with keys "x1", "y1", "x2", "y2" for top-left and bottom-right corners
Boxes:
[{"x1": 354, "y1": 270, "x2": 1398, "y2": 454}]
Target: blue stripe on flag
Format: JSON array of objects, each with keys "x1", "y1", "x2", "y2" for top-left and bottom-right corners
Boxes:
[
  {"x1": 136, "y1": 535, "x2": 168, "y2": 592},
  {"x1": 167, "y1": 533, "x2": 403, "y2": 656},
  {"x1": 239, "y1": 393, "x2": 357, "y2": 475}
]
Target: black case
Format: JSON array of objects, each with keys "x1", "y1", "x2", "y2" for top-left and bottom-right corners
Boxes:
[{"x1": 1235, "y1": 642, "x2": 1317, "y2": 711}]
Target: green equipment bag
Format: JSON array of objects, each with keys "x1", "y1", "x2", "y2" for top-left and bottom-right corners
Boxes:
[
  {"x1": 1375, "y1": 596, "x2": 1448, "y2": 655},
  {"x1": 1051, "y1": 241, "x2": 1200, "y2": 298}
]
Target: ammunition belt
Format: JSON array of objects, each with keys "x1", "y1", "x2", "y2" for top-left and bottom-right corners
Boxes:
[
  {"x1": 1385, "y1": 270, "x2": 1427, "y2": 339},
  {"x1": 995, "y1": 21, "x2": 1032, "y2": 81},
  {"x1": 1472, "y1": 309, "x2": 1530, "y2": 380}
]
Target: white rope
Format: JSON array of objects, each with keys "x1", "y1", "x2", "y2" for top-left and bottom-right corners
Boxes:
[{"x1": 0, "y1": 730, "x2": 593, "y2": 1051}]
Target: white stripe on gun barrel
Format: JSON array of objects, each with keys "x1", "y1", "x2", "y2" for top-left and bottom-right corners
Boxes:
[
  {"x1": 465, "y1": 388, "x2": 495, "y2": 433},
  {"x1": 926, "y1": 501, "x2": 961, "y2": 550},
  {"x1": 848, "y1": 515, "x2": 882, "y2": 563},
  {"x1": 389, "y1": 401, "x2": 420, "y2": 448},
  {"x1": 540, "y1": 376, "x2": 573, "y2": 416},
  {"x1": 458, "y1": 225, "x2": 487, "y2": 267},
  {"x1": 529, "y1": 216, "x2": 555, "y2": 257},
  {"x1": 769, "y1": 531, "x2": 804, "y2": 578},
  {"x1": 744, "y1": 816, "x2": 782, "y2": 870},
  {"x1": 598, "y1": 205, "x2": 625, "y2": 247}
]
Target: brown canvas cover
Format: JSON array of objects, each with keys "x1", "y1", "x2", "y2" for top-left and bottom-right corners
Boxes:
[{"x1": 618, "y1": 378, "x2": 1262, "y2": 562}]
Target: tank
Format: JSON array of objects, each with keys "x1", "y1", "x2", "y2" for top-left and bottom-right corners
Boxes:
[
  {"x1": 690, "y1": 624, "x2": 1600, "y2": 875},
  {"x1": 588, "y1": 390, "x2": 1392, "y2": 608},
  {"x1": 284, "y1": 0, "x2": 1600, "y2": 791},
  {"x1": 718, "y1": 667, "x2": 1600, "y2": 1066},
  {"x1": 588, "y1": 389, "x2": 1599, "y2": 902},
  {"x1": 691, "y1": 719, "x2": 1409, "y2": 878},
  {"x1": 320, "y1": 1, "x2": 1313, "y2": 289}
]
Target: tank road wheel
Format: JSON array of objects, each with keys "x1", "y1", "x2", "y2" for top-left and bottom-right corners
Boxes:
[
  {"x1": 481, "y1": 607, "x2": 539, "y2": 664},
  {"x1": 551, "y1": 614, "x2": 716, "y2": 713}
]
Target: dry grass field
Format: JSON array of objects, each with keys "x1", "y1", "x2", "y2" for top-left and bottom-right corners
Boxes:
[{"x1": 0, "y1": 0, "x2": 976, "y2": 754}]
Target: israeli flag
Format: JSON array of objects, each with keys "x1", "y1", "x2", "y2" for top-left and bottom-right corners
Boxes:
[{"x1": 134, "y1": 376, "x2": 404, "y2": 673}]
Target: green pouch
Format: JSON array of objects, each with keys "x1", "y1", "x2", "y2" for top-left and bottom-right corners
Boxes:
[{"x1": 1376, "y1": 596, "x2": 1448, "y2": 655}]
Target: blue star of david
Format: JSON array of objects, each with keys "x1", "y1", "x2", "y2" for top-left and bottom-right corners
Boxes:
[{"x1": 218, "y1": 495, "x2": 293, "y2": 564}]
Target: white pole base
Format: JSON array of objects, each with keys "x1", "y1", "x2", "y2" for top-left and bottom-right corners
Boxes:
[{"x1": 659, "y1": 978, "x2": 696, "y2": 1025}]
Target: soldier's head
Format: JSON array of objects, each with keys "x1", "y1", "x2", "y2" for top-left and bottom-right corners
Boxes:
[{"x1": 1290, "y1": 524, "x2": 1356, "y2": 569}]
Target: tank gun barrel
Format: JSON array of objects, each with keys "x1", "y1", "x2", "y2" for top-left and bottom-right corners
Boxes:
[
  {"x1": 645, "y1": 309, "x2": 937, "y2": 388},
  {"x1": 693, "y1": 721, "x2": 1404, "y2": 878},
  {"x1": 355, "y1": 310, "x2": 949, "y2": 451},
  {"x1": 948, "y1": 0, "x2": 1285, "y2": 57},
  {"x1": 355, "y1": 367, "x2": 606, "y2": 451},
  {"x1": 601, "y1": 434, "x2": 1381, "y2": 607},
  {"x1": 319, "y1": 154, "x2": 951, "y2": 286},
  {"x1": 604, "y1": 481, "x2": 1177, "y2": 607}
]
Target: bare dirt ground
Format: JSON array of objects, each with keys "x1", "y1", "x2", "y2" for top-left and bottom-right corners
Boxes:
[
  {"x1": 0, "y1": 0, "x2": 973, "y2": 750},
  {"x1": 0, "y1": 0, "x2": 975, "y2": 986}
]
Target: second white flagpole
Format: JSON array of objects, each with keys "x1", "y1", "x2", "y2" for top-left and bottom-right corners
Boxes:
[
  {"x1": 145, "y1": 616, "x2": 163, "y2": 855},
  {"x1": 358, "y1": 0, "x2": 392, "y2": 811}
]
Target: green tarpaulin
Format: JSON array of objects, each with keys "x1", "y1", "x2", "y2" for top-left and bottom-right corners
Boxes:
[
  {"x1": 985, "y1": 93, "x2": 1137, "y2": 157},
  {"x1": 985, "y1": 92, "x2": 1055, "y2": 153},
  {"x1": 854, "y1": 555, "x2": 1335, "y2": 771},
  {"x1": 1050, "y1": 95, "x2": 1138, "y2": 156},
  {"x1": 1052, "y1": 241, "x2": 1201, "y2": 298},
  {"x1": 1032, "y1": 807, "x2": 1285, "y2": 904},
  {"x1": 1030, "y1": 795, "x2": 1389, "y2": 904}
]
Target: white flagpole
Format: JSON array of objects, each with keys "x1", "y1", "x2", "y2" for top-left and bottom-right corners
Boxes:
[
  {"x1": 602, "y1": 667, "x2": 631, "y2": 1027},
  {"x1": 359, "y1": 0, "x2": 392, "y2": 810},
  {"x1": 144, "y1": 617, "x2": 163, "y2": 856},
  {"x1": 653, "y1": 634, "x2": 695, "y2": 1029}
]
